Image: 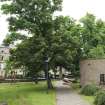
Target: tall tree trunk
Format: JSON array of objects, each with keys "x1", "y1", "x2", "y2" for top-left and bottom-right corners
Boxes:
[
  {"x1": 53, "y1": 67, "x2": 57, "y2": 79},
  {"x1": 54, "y1": 71, "x2": 56, "y2": 79},
  {"x1": 32, "y1": 74, "x2": 38, "y2": 84},
  {"x1": 5, "y1": 71, "x2": 8, "y2": 79},
  {"x1": 59, "y1": 66, "x2": 63, "y2": 80},
  {"x1": 47, "y1": 73, "x2": 53, "y2": 89},
  {"x1": 45, "y1": 65, "x2": 53, "y2": 89},
  {"x1": 44, "y1": 56, "x2": 53, "y2": 90},
  {"x1": 44, "y1": 70, "x2": 53, "y2": 89}
]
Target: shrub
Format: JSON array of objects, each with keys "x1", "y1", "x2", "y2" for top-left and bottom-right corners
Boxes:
[
  {"x1": 94, "y1": 91, "x2": 105, "y2": 105},
  {"x1": 80, "y1": 84, "x2": 99, "y2": 96}
]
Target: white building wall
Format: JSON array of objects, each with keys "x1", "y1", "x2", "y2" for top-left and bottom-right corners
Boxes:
[{"x1": 0, "y1": 46, "x2": 10, "y2": 78}]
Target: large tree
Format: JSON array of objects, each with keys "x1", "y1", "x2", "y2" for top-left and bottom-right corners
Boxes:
[
  {"x1": 8, "y1": 15, "x2": 81, "y2": 86},
  {"x1": 1, "y1": 0, "x2": 63, "y2": 89},
  {"x1": 1, "y1": 0, "x2": 82, "y2": 88},
  {"x1": 3, "y1": 0, "x2": 105, "y2": 89}
]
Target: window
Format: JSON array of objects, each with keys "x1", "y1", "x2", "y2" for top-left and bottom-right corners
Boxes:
[{"x1": 100, "y1": 74, "x2": 105, "y2": 85}]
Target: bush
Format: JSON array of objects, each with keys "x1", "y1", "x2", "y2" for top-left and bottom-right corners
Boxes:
[
  {"x1": 94, "y1": 91, "x2": 105, "y2": 105},
  {"x1": 80, "y1": 84, "x2": 99, "y2": 96}
]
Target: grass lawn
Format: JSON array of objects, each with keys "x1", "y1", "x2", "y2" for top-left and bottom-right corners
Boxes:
[
  {"x1": 82, "y1": 95, "x2": 95, "y2": 105},
  {"x1": 0, "y1": 82, "x2": 56, "y2": 105}
]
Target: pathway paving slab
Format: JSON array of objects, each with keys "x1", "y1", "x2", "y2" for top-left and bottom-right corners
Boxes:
[{"x1": 56, "y1": 81, "x2": 90, "y2": 105}]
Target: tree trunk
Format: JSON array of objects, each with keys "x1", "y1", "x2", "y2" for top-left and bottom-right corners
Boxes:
[
  {"x1": 44, "y1": 55, "x2": 53, "y2": 90},
  {"x1": 44, "y1": 70, "x2": 53, "y2": 90},
  {"x1": 47, "y1": 73, "x2": 53, "y2": 89},
  {"x1": 53, "y1": 68, "x2": 57, "y2": 79},
  {"x1": 32, "y1": 75, "x2": 39, "y2": 84},
  {"x1": 59, "y1": 66, "x2": 63, "y2": 80},
  {"x1": 54, "y1": 71, "x2": 56, "y2": 79},
  {"x1": 5, "y1": 71, "x2": 7, "y2": 79}
]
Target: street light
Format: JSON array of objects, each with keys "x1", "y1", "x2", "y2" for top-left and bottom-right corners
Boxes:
[
  {"x1": 44, "y1": 55, "x2": 53, "y2": 92},
  {"x1": 44, "y1": 55, "x2": 49, "y2": 91}
]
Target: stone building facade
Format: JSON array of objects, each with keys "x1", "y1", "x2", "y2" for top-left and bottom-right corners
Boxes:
[
  {"x1": 80, "y1": 59, "x2": 105, "y2": 86},
  {"x1": 0, "y1": 46, "x2": 10, "y2": 78}
]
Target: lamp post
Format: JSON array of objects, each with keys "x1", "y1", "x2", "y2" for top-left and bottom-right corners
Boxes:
[
  {"x1": 44, "y1": 55, "x2": 49, "y2": 91},
  {"x1": 44, "y1": 55, "x2": 53, "y2": 92}
]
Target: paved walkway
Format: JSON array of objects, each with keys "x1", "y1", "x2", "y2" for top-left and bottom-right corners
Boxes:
[{"x1": 56, "y1": 81, "x2": 90, "y2": 105}]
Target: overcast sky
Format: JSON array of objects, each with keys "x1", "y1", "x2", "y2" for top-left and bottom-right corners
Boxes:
[{"x1": 0, "y1": 0, "x2": 105, "y2": 44}]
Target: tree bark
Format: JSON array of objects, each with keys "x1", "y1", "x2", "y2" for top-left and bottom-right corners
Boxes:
[
  {"x1": 54, "y1": 71, "x2": 56, "y2": 79},
  {"x1": 44, "y1": 69, "x2": 53, "y2": 89},
  {"x1": 59, "y1": 66, "x2": 63, "y2": 79},
  {"x1": 53, "y1": 68, "x2": 57, "y2": 79},
  {"x1": 44, "y1": 55, "x2": 53, "y2": 90},
  {"x1": 47, "y1": 73, "x2": 53, "y2": 89}
]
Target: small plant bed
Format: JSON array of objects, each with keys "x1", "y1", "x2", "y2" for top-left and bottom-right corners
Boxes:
[
  {"x1": 82, "y1": 90, "x2": 105, "y2": 105},
  {"x1": 71, "y1": 83, "x2": 105, "y2": 105},
  {"x1": 80, "y1": 84, "x2": 99, "y2": 96},
  {"x1": 80, "y1": 84, "x2": 105, "y2": 105}
]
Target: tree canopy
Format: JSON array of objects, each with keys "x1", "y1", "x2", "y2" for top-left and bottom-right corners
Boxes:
[
  {"x1": 80, "y1": 13, "x2": 105, "y2": 59},
  {"x1": 1, "y1": 0, "x2": 81, "y2": 73},
  {"x1": 1, "y1": 0, "x2": 105, "y2": 88},
  {"x1": 1, "y1": 0, "x2": 81, "y2": 88}
]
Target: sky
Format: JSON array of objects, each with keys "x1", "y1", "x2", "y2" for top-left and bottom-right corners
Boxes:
[{"x1": 1, "y1": 0, "x2": 105, "y2": 44}]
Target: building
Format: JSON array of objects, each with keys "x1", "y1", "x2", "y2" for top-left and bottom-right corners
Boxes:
[
  {"x1": 80, "y1": 59, "x2": 105, "y2": 86},
  {"x1": 0, "y1": 46, "x2": 24, "y2": 79},
  {"x1": 0, "y1": 46, "x2": 10, "y2": 79}
]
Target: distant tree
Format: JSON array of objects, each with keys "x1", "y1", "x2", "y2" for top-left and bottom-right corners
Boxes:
[
  {"x1": 50, "y1": 16, "x2": 81, "y2": 78},
  {"x1": 4, "y1": 59, "x2": 12, "y2": 78},
  {"x1": 80, "y1": 13, "x2": 105, "y2": 59}
]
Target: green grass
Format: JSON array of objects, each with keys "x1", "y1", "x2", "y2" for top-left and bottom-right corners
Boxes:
[
  {"x1": 0, "y1": 82, "x2": 56, "y2": 105},
  {"x1": 71, "y1": 83, "x2": 95, "y2": 105},
  {"x1": 71, "y1": 82, "x2": 81, "y2": 91},
  {"x1": 82, "y1": 95, "x2": 95, "y2": 105}
]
